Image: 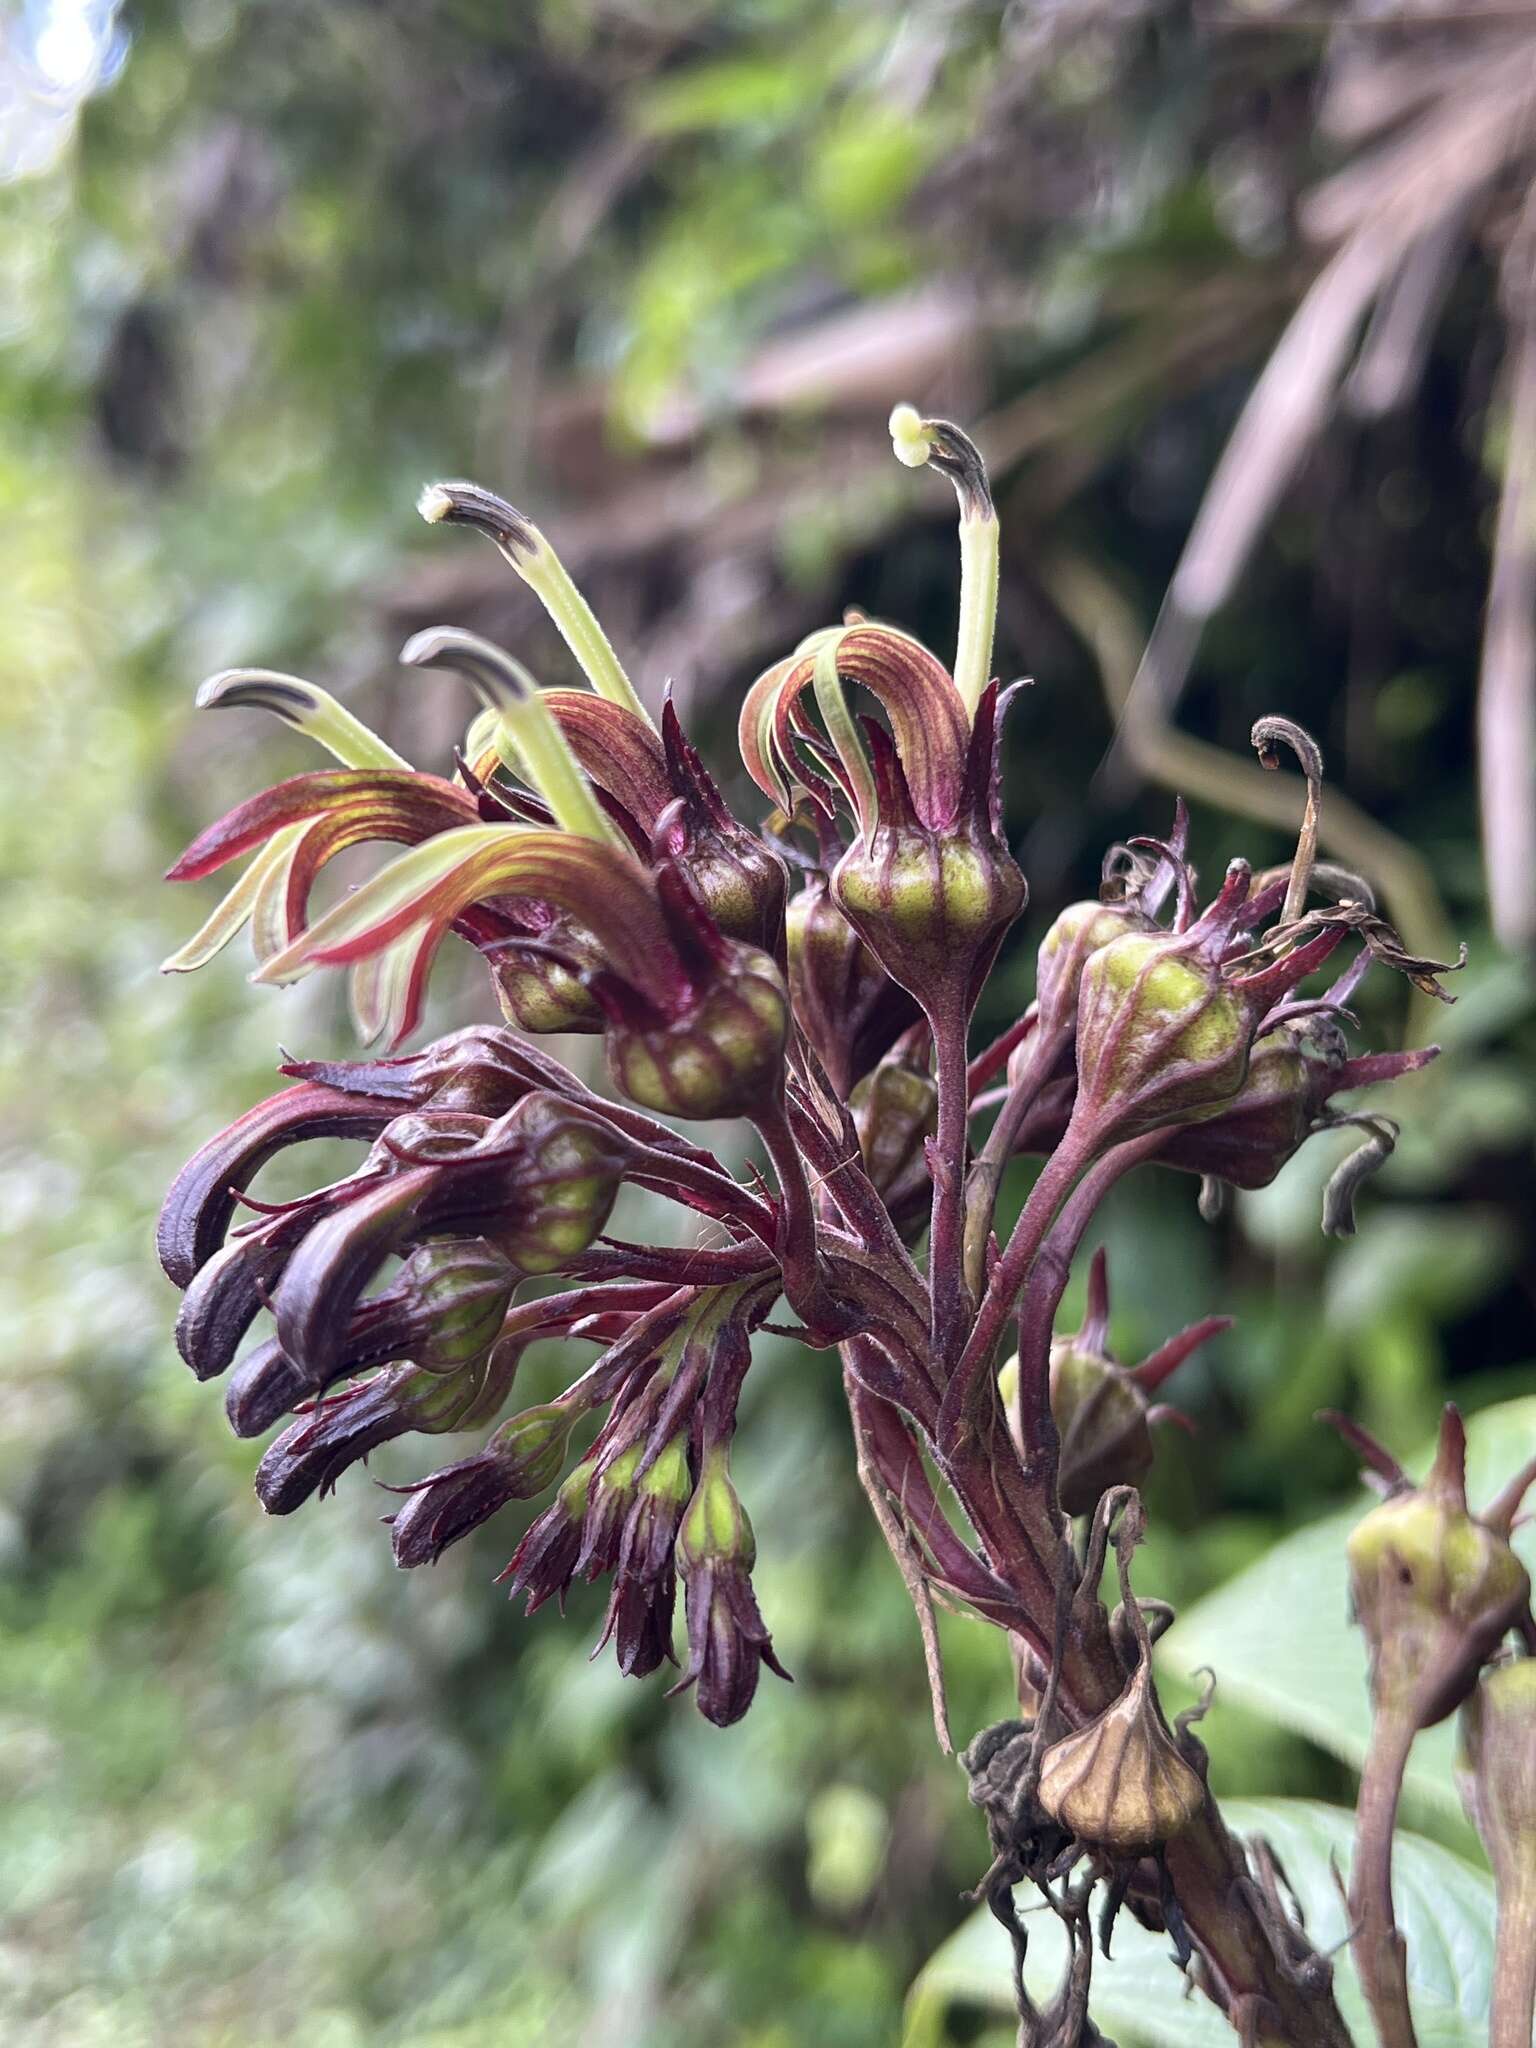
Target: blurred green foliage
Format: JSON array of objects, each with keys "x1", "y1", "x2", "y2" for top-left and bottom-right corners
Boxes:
[{"x1": 2, "y1": 2, "x2": 1534, "y2": 2043}]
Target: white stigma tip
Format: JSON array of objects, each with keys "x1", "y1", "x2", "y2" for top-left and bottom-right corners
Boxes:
[
  {"x1": 417, "y1": 483, "x2": 454, "y2": 524},
  {"x1": 888, "y1": 403, "x2": 931, "y2": 469}
]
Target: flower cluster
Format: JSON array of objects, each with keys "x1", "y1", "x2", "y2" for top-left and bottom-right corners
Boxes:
[{"x1": 161, "y1": 409, "x2": 1456, "y2": 2034}]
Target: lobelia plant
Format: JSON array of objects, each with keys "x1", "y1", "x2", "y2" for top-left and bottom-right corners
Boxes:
[{"x1": 157, "y1": 405, "x2": 1510, "y2": 2046}]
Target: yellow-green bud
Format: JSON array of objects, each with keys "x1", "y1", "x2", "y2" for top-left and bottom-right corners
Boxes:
[
  {"x1": 490, "y1": 1095, "x2": 629, "y2": 1274},
  {"x1": 605, "y1": 946, "x2": 789, "y2": 1120},
  {"x1": 850, "y1": 1055, "x2": 938, "y2": 1198},
  {"x1": 680, "y1": 1453, "x2": 754, "y2": 1570},
  {"x1": 1344, "y1": 1410, "x2": 1533, "y2": 1729}
]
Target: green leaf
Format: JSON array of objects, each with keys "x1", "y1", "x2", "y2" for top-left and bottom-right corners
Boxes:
[
  {"x1": 904, "y1": 1798, "x2": 1494, "y2": 2048},
  {"x1": 1160, "y1": 1396, "x2": 1536, "y2": 1820}
]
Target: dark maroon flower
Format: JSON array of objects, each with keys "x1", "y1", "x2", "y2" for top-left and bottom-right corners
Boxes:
[
  {"x1": 389, "y1": 1399, "x2": 580, "y2": 1567},
  {"x1": 255, "y1": 1340, "x2": 519, "y2": 1515}
]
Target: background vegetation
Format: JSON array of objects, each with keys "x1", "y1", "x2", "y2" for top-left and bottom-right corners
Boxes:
[{"x1": 2, "y1": 3, "x2": 1533, "y2": 2042}]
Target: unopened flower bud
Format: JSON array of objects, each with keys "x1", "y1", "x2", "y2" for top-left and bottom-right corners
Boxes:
[
  {"x1": 500, "y1": 1459, "x2": 594, "y2": 1614},
  {"x1": 597, "y1": 1437, "x2": 693, "y2": 1677},
  {"x1": 390, "y1": 1400, "x2": 576, "y2": 1567},
  {"x1": 1069, "y1": 851, "x2": 1357, "y2": 1151},
  {"x1": 1035, "y1": 899, "x2": 1149, "y2": 1039},
  {"x1": 603, "y1": 940, "x2": 789, "y2": 1121},
  {"x1": 226, "y1": 1230, "x2": 513, "y2": 1437},
  {"x1": 659, "y1": 702, "x2": 788, "y2": 954},
  {"x1": 670, "y1": 1452, "x2": 791, "y2": 1727},
  {"x1": 255, "y1": 1343, "x2": 515, "y2": 1515},
  {"x1": 575, "y1": 1441, "x2": 644, "y2": 1579},
  {"x1": 1075, "y1": 923, "x2": 1249, "y2": 1141},
  {"x1": 785, "y1": 878, "x2": 918, "y2": 1095},
  {"x1": 1341, "y1": 1407, "x2": 1535, "y2": 1729},
  {"x1": 625, "y1": 1438, "x2": 693, "y2": 1582},
  {"x1": 1159, "y1": 1033, "x2": 1439, "y2": 1195},
  {"x1": 490, "y1": 917, "x2": 606, "y2": 1034},
  {"x1": 850, "y1": 1050, "x2": 938, "y2": 1199},
  {"x1": 485, "y1": 1094, "x2": 630, "y2": 1273},
  {"x1": 834, "y1": 828, "x2": 1026, "y2": 1006},
  {"x1": 1459, "y1": 1659, "x2": 1536, "y2": 1886},
  {"x1": 997, "y1": 1251, "x2": 1221, "y2": 1517}
]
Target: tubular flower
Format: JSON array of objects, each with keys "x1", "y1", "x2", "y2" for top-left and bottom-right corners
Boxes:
[
  {"x1": 389, "y1": 1397, "x2": 584, "y2": 1567},
  {"x1": 743, "y1": 621, "x2": 1024, "y2": 1025}
]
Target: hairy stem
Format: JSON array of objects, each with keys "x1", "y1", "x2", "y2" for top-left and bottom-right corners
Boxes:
[{"x1": 1350, "y1": 1707, "x2": 1421, "y2": 2048}]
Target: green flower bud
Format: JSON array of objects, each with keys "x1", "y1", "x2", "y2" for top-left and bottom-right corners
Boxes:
[
  {"x1": 672, "y1": 1451, "x2": 789, "y2": 1726},
  {"x1": 489, "y1": 1094, "x2": 629, "y2": 1273},
  {"x1": 679, "y1": 1452, "x2": 755, "y2": 1571},
  {"x1": 390, "y1": 1399, "x2": 576, "y2": 1567},
  {"x1": 1035, "y1": 898, "x2": 1147, "y2": 1037},
  {"x1": 397, "y1": 1236, "x2": 518, "y2": 1373},
  {"x1": 850, "y1": 1052, "x2": 938, "y2": 1199},
  {"x1": 1046, "y1": 1343, "x2": 1156, "y2": 1515},
  {"x1": 604, "y1": 943, "x2": 789, "y2": 1121},
  {"x1": 998, "y1": 1251, "x2": 1220, "y2": 1518},
  {"x1": 1069, "y1": 858, "x2": 1352, "y2": 1150},
  {"x1": 1459, "y1": 1659, "x2": 1536, "y2": 1884},
  {"x1": 1343, "y1": 1407, "x2": 1534, "y2": 1728},
  {"x1": 490, "y1": 917, "x2": 605, "y2": 1034},
  {"x1": 1075, "y1": 926, "x2": 1249, "y2": 1139},
  {"x1": 833, "y1": 827, "x2": 1025, "y2": 1011},
  {"x1": 785, "y1": 878, "x2": 918, "y2": 1095},
  {"x1": 576, "y1": 1440, "x2": 645, "y2": 1577}
]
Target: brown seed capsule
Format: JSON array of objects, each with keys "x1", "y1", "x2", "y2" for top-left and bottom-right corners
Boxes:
[{"x1": 1036, "y1": 1650, "x2": 1204, "y2": 1853}]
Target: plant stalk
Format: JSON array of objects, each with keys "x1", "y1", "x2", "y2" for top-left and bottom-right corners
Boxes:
[
  {"x1": 1492, "y1": 1871, "x2": 1536, "y2": 2048},
  {"x1": 1350, "y1": 1706, "x2": 1421, "y2": 2048}
]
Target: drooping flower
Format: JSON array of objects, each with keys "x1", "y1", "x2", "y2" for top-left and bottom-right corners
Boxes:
[{"x1": 669, "y1": 1448, "x2": 791, "y2": 1728}]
